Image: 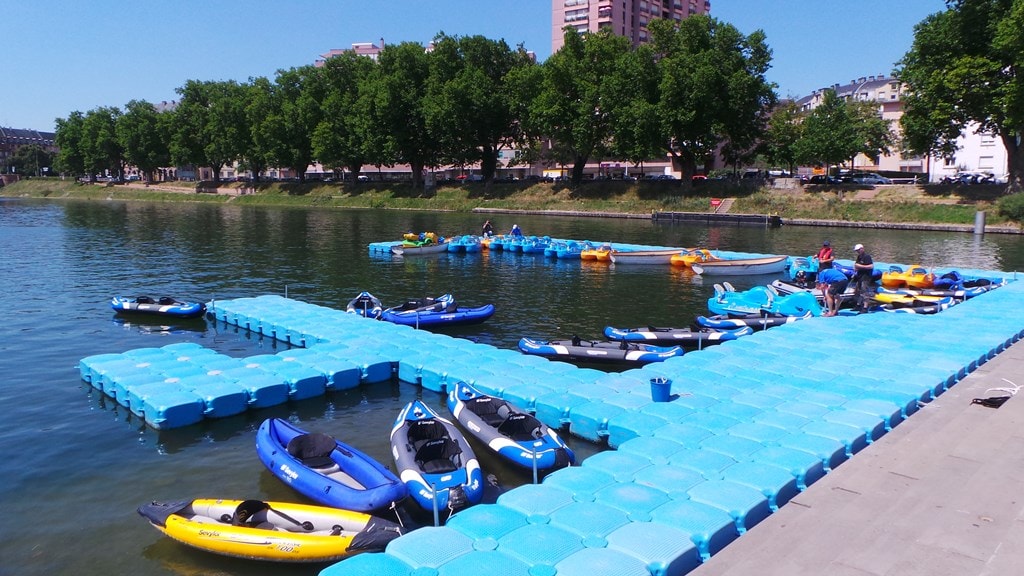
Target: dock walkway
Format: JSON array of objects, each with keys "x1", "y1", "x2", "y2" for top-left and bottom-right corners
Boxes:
[{"x1": 690, "y1": 335, "x2": 1024, "y2": 576}]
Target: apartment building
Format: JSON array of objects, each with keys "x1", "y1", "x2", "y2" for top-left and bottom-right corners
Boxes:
[
  {"x1": 0, "y1": 127, "x2": 56, "y2": 165},
  {"x1": 928, "y1": 123, "x2": 1009, "y2": 183},
  {"x1": 795, "y1": 75, "x2": 1009, "y2": 182},
  {"x1": 552, "y1": 0, "x2": 711, "y2": 53},
  {"x1": 794, "y1": 74, "x2": 926, "y2": 176},
  {"x1": 315, "y1": 42, "x2": 385, "y2": 67}
]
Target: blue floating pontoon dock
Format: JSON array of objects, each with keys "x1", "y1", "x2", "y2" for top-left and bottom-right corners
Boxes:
[{"x1": 79, "y1": 248, "x2": 1024, "y2": 576}]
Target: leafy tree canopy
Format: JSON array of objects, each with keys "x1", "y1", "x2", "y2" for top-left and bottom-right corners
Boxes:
[
  {"x1": 898, "y1": 0, "x2": 1024, "y2": 192},
  {"x1": 650, "y1": 16, "x2": 776, "y2": 184},
  {"x1": 117, "y1": 100, "x2": 171, "y2": 181}
]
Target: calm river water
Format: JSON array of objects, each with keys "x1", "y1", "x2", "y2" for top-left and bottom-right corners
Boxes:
[{"x1": 1, "y1": 197, "x2": 1022, "y2": 576}]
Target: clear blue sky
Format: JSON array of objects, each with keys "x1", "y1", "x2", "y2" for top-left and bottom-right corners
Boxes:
[{"x1": 3, "y1": 0, "x2": 945, "y2": 133}]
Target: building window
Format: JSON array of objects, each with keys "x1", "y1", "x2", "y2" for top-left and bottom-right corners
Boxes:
[
  {"x1": 565, "y1": 8, "x2": 588, "y2": 22},
  {"x1": 979, "y1": 156, "x2": 994, "y2": 169},
  {"x1": 980, "y1": 133, "x2": 996, "y2": 146}
]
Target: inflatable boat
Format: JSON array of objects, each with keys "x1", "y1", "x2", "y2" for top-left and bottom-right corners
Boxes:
[
  {"x1": 345, "y1": 291, "x2": 384, "y2": 318},
  {"x1": 696, "y1": 311, "x2": 813, "y2": 330},
  {"x1": 390, "y1": 400, "x2": 483, "y2": 515},
  {"x1": 447, "y1": 381, "x2": 574, "y2": 473},
  {"x1": 517, "y1": 336, "x2": 683, "y2": 365},
  {"x1": 380, "y1": 294, "x2": 495, "y2": 327},
  {"x1": 111, "y1": 296, "x2": 206, "y2": 319},
  {"x1": 603, "y1": 324, "x2": 753, "y2": 347},
  {"x1": 255, "y1": 418, "x2": 406, "y2": 513},
  {"x1": 137, "y1": 498, "x2": 401, "y2": 563}
]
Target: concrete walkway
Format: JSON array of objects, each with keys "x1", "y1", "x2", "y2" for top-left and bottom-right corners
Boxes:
[{"x1": 691, "y1": 339, "x2": 1024, "y2": 576}]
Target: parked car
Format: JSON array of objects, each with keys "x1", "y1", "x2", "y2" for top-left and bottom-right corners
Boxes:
[
  {"x1": 850, "y1": 173, "x2": 892, "y2": 185},
  {"x1": 807, "y1": 175, "x2": 841, "y2": 185}
]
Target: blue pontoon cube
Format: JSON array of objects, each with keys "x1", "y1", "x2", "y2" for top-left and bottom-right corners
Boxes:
[{"x1": 606, "y1": 521, "x2": 703, "y2": 576}]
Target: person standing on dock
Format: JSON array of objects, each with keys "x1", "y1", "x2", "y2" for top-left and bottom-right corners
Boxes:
[
  {"x1": 853, "y1": 243, "x2": 875, "y2": 312},
  {"x1": 817, "y1": 240, "x2": 834, "y2": 270},
  {"x1": 509, "y1": 224, "x2": 523, "y2": 238},
  {"x1": 481, "y1": 220, "x2": 494, "y2": 237}
]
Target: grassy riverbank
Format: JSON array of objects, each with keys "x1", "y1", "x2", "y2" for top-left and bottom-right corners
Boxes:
[{"x1": 3, "y1": 177, "x2": 1019, "y2": 229}]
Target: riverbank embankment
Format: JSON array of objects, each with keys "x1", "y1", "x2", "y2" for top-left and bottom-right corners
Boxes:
[{"x1": 3, "y1": 177, "x2": 1020, "y2": 234}]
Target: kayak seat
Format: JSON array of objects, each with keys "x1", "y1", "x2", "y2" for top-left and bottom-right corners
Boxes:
[
  {"x1": 286, "y1": 432, "x2": 338, "y2": 471},
  {"x1": 498, "y1": 413, "x2": 545, "y2": 442},
  {"x1": 407, "y1": 419, "x2": 448, "y2": 452},
  {"x1": 136, "y1": 296, "x2": 156, "y2": 304},
  {"x1": 231, "y1": 499, "x2": 271, "y2": 527},
  {"x1": 158, "y1": 296, "x2": 177, "y2": 305},
  {"x1": 415, "y1": 438, "x2": 460, "y2": 474},
  {"x1": 466, "y1": 397, "x2": 510, "y2": 427}
]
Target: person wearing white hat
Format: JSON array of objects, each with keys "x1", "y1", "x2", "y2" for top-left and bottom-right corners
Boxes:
[
  {"x1": 852, "y1": 243, "x2": 874, "y2": 312},
  {"x1": 509, "y1": 223, "x2": 523, "y2": 238}
]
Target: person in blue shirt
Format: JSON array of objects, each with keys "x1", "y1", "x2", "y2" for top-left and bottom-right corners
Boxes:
[
  {"x1": 816, "y1": 266, "x2": 849, "y2": 316},
  {"x1": 509, "y1": 224, "x2": 524, "y2": 238}
]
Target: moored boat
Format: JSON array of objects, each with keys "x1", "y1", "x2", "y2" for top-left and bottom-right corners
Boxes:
[
  {"x1": 255, "y1": 418, "x2": 407, "y2": 513},
  {"x1": 556, "y1": 240, "x2": 593, "y2": 259},
  {"x1": 379, "y1": 294, "x2": 495, "y2": 327},
  {"x1": 517, "y1": 336, "x2": 683, "y2": 365},
  {"x1": 520, "y1": 236, "x2": 551, "y2": 254},
  {"x1": 691, "y1": 254, "x2": 789, "y2": 276},
  {"x1": 345, "y1": 291, "x2": 384, "y2": 318},
  {"x1": 670, "y1": 248, "x2": 719, "y2": 268},
  {"x1": 876, "y1": 295, "x2": 955, "y2": 314},
  {"x1": 111, "y1": 296, "x2": 207, "y2": 319},
  {"x1": 580, "y1": 244, "x2": 612, "y2": 261},
  {"x1": 137, "y1": 498, "x2": 402, "y2": 563},
  {"x1": 609, "y1": 248, "x2": 686, "y2": 265},
  {"x1": 446, "y1": 381, "x2": 574, "y2": 473},
  {"x1": 392, "y1": 241, "x2": 451, "y2": 256},
  {"x1": 603, "y1": 324, "x2": 753, "y2": 347},
  {"x1": 771, "y1": 279, "x2": 857, "y2": 309},
  {"x1": 447, "y1": 235, "x2": 482, "y2": 253},
  {"x1": 788, "y1": 255, "x2": 820, "y2": 285},
  {"x1": 390, "y1": 400, "x2": 484, "y2": 515},
  {"x1": 696, "y1": 311, "x2": 813, "y2": 329},
  {"x1": 881, "y1": 264, "x2": 935, "y2": 289},
  {"x1": 707, "y1": 284, "x2": 822, "y2": 317}
]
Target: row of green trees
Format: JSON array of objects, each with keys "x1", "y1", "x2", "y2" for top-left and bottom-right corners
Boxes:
[{"x1": 53, "y1": 17, "x2": 780, "y2": 188}]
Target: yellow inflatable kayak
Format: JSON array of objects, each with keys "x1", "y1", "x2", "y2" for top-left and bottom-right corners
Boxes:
[
  {"x1": 872, "y1": 292, "x2": 946, "y2": 305},
  {"x1": 138, "y1": 498, "x2": 402, "y2": 563}
]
